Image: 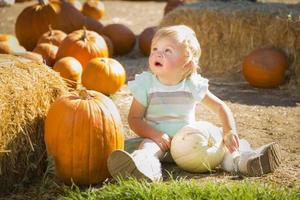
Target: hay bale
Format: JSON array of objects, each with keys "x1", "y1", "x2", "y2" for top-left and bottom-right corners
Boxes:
[
  {"x1": 0, "y1": 54, "x2": 68, "y2": 195},
  {"x1": 160, "y1": 1, "x2": 300, "y2": 90}
]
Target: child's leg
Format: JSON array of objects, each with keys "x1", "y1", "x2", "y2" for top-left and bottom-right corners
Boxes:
[{"x1": 107, "y1": 138, "x2": 164, "y2": 181}]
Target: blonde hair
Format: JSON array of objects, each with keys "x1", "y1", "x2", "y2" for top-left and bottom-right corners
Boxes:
[{"x1": 152, "y1": 25, "x2": 201, "y2": 77}]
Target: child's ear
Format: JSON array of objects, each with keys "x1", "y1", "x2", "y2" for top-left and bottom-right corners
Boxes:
[{"x1": 183, "y1": 60, "x2": 194, "y2": 71}]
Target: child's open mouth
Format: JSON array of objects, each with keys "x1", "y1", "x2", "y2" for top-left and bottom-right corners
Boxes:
[{"x1": 155, "y1": 61, "x2": 163, "y2": 67}]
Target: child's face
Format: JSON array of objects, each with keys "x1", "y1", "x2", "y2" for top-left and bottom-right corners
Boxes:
[{"x1": 149, "y1": 36, "x2": 190, "y2": 84}]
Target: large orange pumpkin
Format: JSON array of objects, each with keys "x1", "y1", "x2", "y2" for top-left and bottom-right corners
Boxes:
[
  {"x1": 15, "y1": 0, "x2": 85, "y2": 50},
  {"x1": 82, "y1": 57, "x2": 126, "y2": 95},
  {"x1": 44, "y1": 89, "x2": 125, "y2": 185},
  {"x1": 56, "y1": 28, "x2": 109, "y2": 70},
  {"x1": 53, "y1": 57, "x2": 83, "y2": 89},
  {"x1": 139, "y1": 26, "x2": 156, "y2": 56},
  {"x1": 82, "y1": 0, "x2": 105, "y2": 20},
  {"x1": 102, "y1": 23, "x2": 136, "y2": 55},
  {"x1": 243, "y1": 47, "x2": 288, "y2": 88}
]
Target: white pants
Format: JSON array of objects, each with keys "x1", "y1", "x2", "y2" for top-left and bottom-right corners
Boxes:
[
  {"x1": 221, "y1": 139, "x2": 254, "y2": 172},
  {"x1": 134, "y1": 137, "x2": 255, "y2": 173}
]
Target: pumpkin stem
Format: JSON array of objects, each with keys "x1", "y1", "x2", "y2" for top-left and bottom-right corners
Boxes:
[
  {"x1": 207, "y1": 135, "x2": 214, "y2": 147},
  {"x1": 48, "y1": 24, "x2": 53, "y2": 37},
  {"x1": 80, "y1": 27, "x2": 88, "y2": 42},
  {"x1": 39, "y1": 0, "x2": 49, "y2": 6},
  {"x1": 78, "y1": 87, "x2": 90, "y2": 100}
]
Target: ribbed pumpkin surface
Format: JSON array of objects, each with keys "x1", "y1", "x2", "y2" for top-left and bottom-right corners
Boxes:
[
  {"x1": 82, "y1": 57, "x2": 126, "y2": 95},
  {"x1": 55, "y1": 29, "x2": 108, "y2": 70},
  {"x1": 44, "y1": 89, "x2": 124, "y2": 185}
]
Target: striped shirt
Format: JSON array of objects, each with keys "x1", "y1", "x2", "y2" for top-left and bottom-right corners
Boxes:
[{"x1": 128, "y1": 72, "x2": 209, "y2": 137}]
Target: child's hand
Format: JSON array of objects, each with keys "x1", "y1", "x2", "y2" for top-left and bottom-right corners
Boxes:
[
  {"x1": 223, "y1": 132, "x2": 239, "y2": 153},
  {"x1": 152, "y1": 133, "x2": 171, "y2": 152}
]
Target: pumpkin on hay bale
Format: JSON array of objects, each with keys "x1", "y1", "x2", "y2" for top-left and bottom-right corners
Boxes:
[
  {"x1": 160, "y1": 1, "x2": 300, "y2": 91},
  {"x1": 0, "y1": 34, "x2": 19, "y2": 46},
  {"x1": 53, "y1": 56, "x2": 83, "y2": 89},
  {"x1": 0, "y1": 34, "x2": 26, "y2": 54},
  {"x1": 33, "y1": 42, "x2": 59, "y2": 67},
  {"x1": 0, "y1": 54, "x2": 68, "y2": 195}
]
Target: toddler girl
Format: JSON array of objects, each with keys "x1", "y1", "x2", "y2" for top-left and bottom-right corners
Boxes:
[{"x1": 107, "y1": 25, "x2": 281, "y2": 181}]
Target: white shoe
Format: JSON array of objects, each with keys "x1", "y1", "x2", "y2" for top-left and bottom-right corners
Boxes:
[
  {"x1": 107, "y1": 150, "x2": 162, "y2": 181},
  {"x1": 238, "y1": 142, "x2": 282, "y2": 176}
]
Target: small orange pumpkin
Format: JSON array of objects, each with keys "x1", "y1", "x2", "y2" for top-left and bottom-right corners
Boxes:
[
  {"x1": 44, "y1": 88, "x2": 124, "y2": 185},
  {"x1": 0, "y1": 34, "x2": 19, "y2": 46},
  {"x1": 56, "y1": 28, "x2": 108, "y2": 70},
  {"x1": 82, "y1": 57, "x2": 126, "y2": 95},
  {"x1": 33, "y1": 43, "x2": 58, "y2": 67},
  {"x1": 0, "y1": 34, "x2": 26, "y2": 54},
  {"x1": 102, "y1": 23, "x2": 136, "y2": 55},
  {"x1": 53, "y1": 57, "x2": 83, "y2": 89},
  {"x1": 82, "y1": 0, "x2": 105, "y2": 20},
  {"x1": 139, "y1": 26, "x2": 156, "y2": 56},
  {"x1": 37, "y1": 25, "x2": 67, "y2": 47},
  {"x1": 0, "y1": 42, "x2": 26, "y2": 54},
  {"x1": 243, "y1": 47, "x2": 288, "y2": 88}
]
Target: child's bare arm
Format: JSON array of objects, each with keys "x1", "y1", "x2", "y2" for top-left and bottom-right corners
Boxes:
[
  {"x1": 128, "y1": 98, "x2": 171, "y2": 151},
  {"x1": 201, "y1": 90, "x2": 239, "y2": 152}
]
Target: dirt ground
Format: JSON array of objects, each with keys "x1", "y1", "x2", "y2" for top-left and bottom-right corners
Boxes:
[{"x1": 0, "y1": 0, "x2": 299, "y2": 198}]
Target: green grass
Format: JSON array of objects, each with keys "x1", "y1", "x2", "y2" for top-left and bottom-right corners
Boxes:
[{"x1": 58, "y1": 177, "x2": 300, "y2": 200}]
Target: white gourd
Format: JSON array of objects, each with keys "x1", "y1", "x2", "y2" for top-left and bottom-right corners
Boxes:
[{"x1": 170, "y1": 121, "x2": 226, "y2": 173}]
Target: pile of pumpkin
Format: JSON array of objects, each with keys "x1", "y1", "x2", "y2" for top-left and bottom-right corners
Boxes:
[
  {"x1": 0, "y1": 0, "x2": 136, "y2": 185},
  {"x1": 0, "y1": 0, "x2": 187, "y2": 95},
  {"x1": 0, "y1": 0, "x2": 142, "y2": 96}
]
